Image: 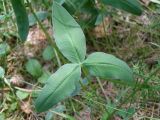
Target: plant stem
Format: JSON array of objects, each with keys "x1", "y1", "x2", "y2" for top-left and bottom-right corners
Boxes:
[
  {"x1": 82, "y1": 67, "x2": 110, "y2": 114},
  {"x1": 96, "y1": 77, "x2": 109, "y2": 101},
  {"x1": 26, "y1": 0, "x2": 65, "y2": 67},
  {"x1": 69, "y1": 99, "x2": 76, "y2": 113},
  {"x1": 3, "y1": 0, "x2": 9, "y2": 30},
  {"x1": 82, "y1": 67, "x2": 109, "y2": 101},
  {"x1": 107, "y1": 79, "x2": 141, "y2": 120}
]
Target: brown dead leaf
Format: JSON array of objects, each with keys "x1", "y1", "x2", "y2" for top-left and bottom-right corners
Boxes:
[
  {"x1": 20, "y1": 101, "x2": 32, "y2": 114},
  {"x1": 10, "y1": 74, "x2": 25, "y2": 87},
  {"x1": 138, "y1": 14, "x2": 151, "y2": 25},
  {"x1": 25, "y1": 20, "x2": 52, "y2": 58},
  {"x1": 74, "y1": 107, "x2": 91, "y2": 120},
  {"x1": 7, "y1": 46, "x2": 25, "y2": 75},
  {"x1": 141, "y1": 0, "x2": 150, "y2": 6},
  {"x1": 24, "y1": 27, "x2": 48, "y2": 58},
  {"x1": 91, "y1": 17, "x2": 111, "y2": 38}
]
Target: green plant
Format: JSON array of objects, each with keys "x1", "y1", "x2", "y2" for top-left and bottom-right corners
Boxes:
[
  {"x1": 63, "y1": 0, "x2": 143, "y2": 28},
  {"x1": 2, "y1": 0, "x2": 160, "y2": 119},
  {"x1": 0, "y1": 42, "x2": 10, "y2": 57},
  {"x1": 10, "y1": 0, "x2": 143, "y2": 42},
  {"x1": 10, "y1": 0, "x2": 29, "y2": 41},
  {"x1": 35, "y1": 2, "x2": 133, "y2": 112},
  {"x1": 25, "y1": 59, "x2": 43, "y2": 78},
  {"x1": 42, "y1": 45, "x2": 55, "y2": 61},
  {"x1": 25, "y1": 58, "x2": 51, "y2": 84},
  {"x1": 0, "y1": 66, "x2": 5, "y2": 79},
  {"x1": 101, "y1": 0, "x2": 142, "y2": 15},
  {"x1": 9, "y1": 0, "x2": 144, "y2": 115}
]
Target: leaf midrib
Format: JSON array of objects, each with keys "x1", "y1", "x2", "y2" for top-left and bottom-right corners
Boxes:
[
  {"x1": 105, "y1": 0, "x2": 141, "y2": 14},
  {"x1": 39, "y1": 65, "x2": 79, "y2": 110},
  {"x1": 53, "y1": 6, "x2": 82, "y2": 62},
  {"x1": 83, "y1": 62, "x2": 131, "y2": 74}
]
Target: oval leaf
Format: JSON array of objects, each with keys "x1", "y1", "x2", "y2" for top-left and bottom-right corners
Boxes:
[
  {"x1": 42, "y1": 45, "x2": 55, "y2": 61},
  {"x1": 38, "y1": 70, "x2": 51, "y2": 84},
  {"x1": 0, "y1": 42, "x2": 10, "y2": 57},
  {"x1": 16, "y1": 90, "x2": 29, "y2": 100},
  {"x1": 25, "y1": 59, "x2": 42, "y2": 78},
  {"x1": 11, "y1": 0, "x2": 29, "y2": 41},
  {"x1": 83, "y1": 52, "x2": 133, "y2": 83},
  {"x1": 52, "y1": 2, "x2": 86, "y2": 63},
  {"x1": 0, "y1": 66, "x2": 5, "y2": 79},
  {"x1": 35, "y1": 64, "x2": 81, "y2": 112},
  {"x1": 102, "y1": 0, "x2": 142, "y2": 15},
  {"x1": 54, "y1": 0, "x2": 65, "y2": 5}
]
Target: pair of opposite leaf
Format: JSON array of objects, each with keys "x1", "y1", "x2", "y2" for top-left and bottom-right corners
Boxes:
[{"x1": 35, "y1": 2, "x2": 133, "y2": 112}]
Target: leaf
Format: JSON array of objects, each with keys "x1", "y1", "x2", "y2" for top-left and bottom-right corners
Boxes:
[
  {"x1": 45, "y1": 104, "x2": 66, "y2": 120},
  {"x1": 38, "y1": 70, "x2": 51, "y2": 84},
  {"x1": 29, "y1": 11, "x2": 48, "y2": 26},
  {"x1": 83, "y1": 52, "x2": 133, "y2": 83},
  {"x1": 11, "y1": 0, "x2": 29, "y2": 41},
  {"x1": 71, "y1": 77, "x2": 89, "y2": 96},
  {"x1": 54, "y1": 0, "x2": 65, "y2": 5},
  {"x1": 150, "y1": 0, "x2": 160, "y2": 4},
  {"x1": 10, "y1": 102, "x2": 18, "y2": 112},
  {"x1": 0, "y1": 13, "x2": 11, "y2": 21},
  {"x1": 25, "y1": 59, "x2": 42, "y2": 78},
  {"x1": 117, "y1": 107, "x2": 135, "y2": 119},
  {"x1": 0, "y1": 113, "x2": 5, "y2": 120},
  {"x1": 0, "y1": 42, "x2": 10, "y2": 57},
  {"x1": 16, "y1": 90, "x2": 29, "y2": 100},
  {"x1": 52, "y1": 2, "x2": 86, "y2": 63},
  {"x1": 42, "y1": 45, "x2": 55, "y2": 61},
  {"x1": 101, "y1": 101, "x2": 116, "y2": 120},
  {"x1": 70, "y1": 81, "x2": 81, "y2": 96},
  {"x1": 35, "y1": 64, "x2": 81, "y2": 112},
  {"x1": 95, "y1": 13, "x2": 104, "y2": 25},
  {"x1": 102, "y1": 0, "x2": 142, "y2": 15},
  {"x1": 64, "y1": 0, "x2": 91, "y2": 14},
  {"x1": 64, "y1": 0, "x2": 98, "y2": 27},
  {"x1": 0, "y1": 15, "x2": 5, "y2": 21},
  {"x1": 0, "y1": 66, "x2": 5, "y2": 79}
]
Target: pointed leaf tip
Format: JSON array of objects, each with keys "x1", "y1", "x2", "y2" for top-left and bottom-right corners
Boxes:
[
  {"x1": 83, "y1": 52, "x2": 133, "y2": 83},
  {"x1": 52, "y1": 2, "x2": 86, "y2": 63}
]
